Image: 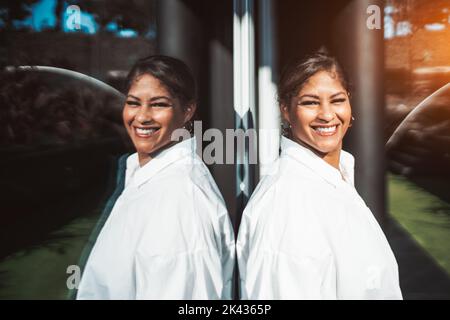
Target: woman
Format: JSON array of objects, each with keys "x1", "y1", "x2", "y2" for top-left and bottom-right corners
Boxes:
[
  {"x1": 77, "y1": 55, "x2": 235, "y2": 300},
  {"x1": 237, "y1": 52, "x2": 402, "y2": 299}
]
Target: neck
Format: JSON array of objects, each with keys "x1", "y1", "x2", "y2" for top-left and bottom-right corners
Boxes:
[
  {"x1": 138, "y1": 154, "x2": 152, "y2": 167},
  {"x1": 321, "y1": 150, "x2": 341, "y2": 170}
]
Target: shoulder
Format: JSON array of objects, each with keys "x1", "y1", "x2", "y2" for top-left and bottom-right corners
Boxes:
[
  {"x1": 240, "y1": 177, "x2": 332, "y2": 262},
  {"x1": 134, "y1": 157, "x2": 227, "y2": 227},
  {"x1": 243, "y1": 158, "x2": 321, "y2": 223},
  {"x1": 162, "y1": 157, "x2": 225, "y2": 207},
  {"x1": 133, "y1": 169, "x2": 226, "y2": 256},
  {"x1": 242, "y1": 160, "x2": 281, "y2": 220},
  {"x1": 241, "y1": 155, "x2": 338, "y2": 237}
]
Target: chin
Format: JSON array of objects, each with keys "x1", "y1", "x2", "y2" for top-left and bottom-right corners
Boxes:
[
  {"x1": 316, "y1": 145, "x2": 341, "y2": 155},
  {"x1": 135, "y1": 139, "x2": 173, "y2": 155},
  {"x1": 309, "y1": 139, "x2": 339, "y2": 154},
  {"x1": 135, "y1": 142, "x2": 158, "y2": 154}
]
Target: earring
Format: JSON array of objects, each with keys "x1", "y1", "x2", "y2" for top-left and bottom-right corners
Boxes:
[
  {"x1": 183, "y1": 120, "x2": 194, "y2": 134},
  {"x1": 349, "y1": 116, "x2": 355, "y2": 127},
  {"x1": 281, "y1": 121, "x2": 291, "y2": 137}
]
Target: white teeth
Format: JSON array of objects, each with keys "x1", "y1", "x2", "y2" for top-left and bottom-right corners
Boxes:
[
  {"x1": 136, "y1": 128, "x2": 157, "y2": 135},
  {"x1": 315, "y1": 126, "x2": 337, "y2": 133}
]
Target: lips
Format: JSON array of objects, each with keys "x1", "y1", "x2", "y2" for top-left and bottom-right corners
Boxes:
[
  {"x1": 310, "y1": 124, "x2": 339, "y2": 136},
  {"x1": 133, "y1": 126, "x2": 161, "y2": 138}
]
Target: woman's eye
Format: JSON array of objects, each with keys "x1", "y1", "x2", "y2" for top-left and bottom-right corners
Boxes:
[
  {"x1": 151, "y1": 103, "x2": 172, "y2": 108},
  {"x1": 331, "y1": 98, "x2": 346, "y2": 104},
  {"x1": 126, "y1": 101, "x2": 140, "y2": 106},
  {"x1": 299, "y1": 100, "x2": 319, "y2": 106}
]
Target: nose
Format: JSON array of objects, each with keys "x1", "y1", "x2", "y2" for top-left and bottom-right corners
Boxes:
[
  {"x1": 316, "y1": 102, "x2": 335, "y2": 122},
  {"x1": 135, "y1": 105, "x2": 153, "y2": 124}
]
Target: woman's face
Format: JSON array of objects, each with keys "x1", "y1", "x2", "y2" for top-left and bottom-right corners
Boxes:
[
  {"x1": 123, "y1": 74, "x2": 194, "y2": 166},
  {"x1": 281, "y1": 70, "x2": 352, "y2": 158}
]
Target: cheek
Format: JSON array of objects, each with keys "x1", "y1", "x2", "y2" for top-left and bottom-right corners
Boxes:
[
  {"x1": 155, "y1": 109, "x2": 184, "y2": 129},
  {"x1": 292, "y1": 108, "x2": 314, "y2": 127},
  {"x1": 122, "y1": 107, "x2": 133, "y2": 125},
  {"x1": 337, "y1": 104, "x2": 352, "y2": 124}
]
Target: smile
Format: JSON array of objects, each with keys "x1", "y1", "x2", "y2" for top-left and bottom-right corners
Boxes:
[
  {"x1": 311, "y1": 125, "x2": 338, "y2": 136},
  {"x1": 134, "y1": 126, "x2": 160, "y2": 138}
]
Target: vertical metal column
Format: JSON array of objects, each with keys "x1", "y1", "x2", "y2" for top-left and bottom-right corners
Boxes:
[
  {"x1": 208, "y1": 2, "x2": 236, "y2": 228},
  {"x1": 233, "y1": 0, "x2": 257, "y2": 225},
  {"x1": 258, "y1": 0, "x2": 279, "y2": 178},
  {"x1": 333, "y1": 0, "x2": 386, "y2": 225},
  {"x1": 156, "y1": 0, "x2": 202, "y2": 80}
]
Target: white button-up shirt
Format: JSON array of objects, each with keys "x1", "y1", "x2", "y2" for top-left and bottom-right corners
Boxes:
[
  {"x1": 237, "y1": 137, "x2": 402, "y2": 300},
  {"x1": 77, "y1": 138, "x2": 235, "y2": 300}
]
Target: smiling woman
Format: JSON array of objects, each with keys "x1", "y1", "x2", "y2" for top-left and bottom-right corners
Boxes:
[
  {"x1": 236, "y1": 51, "x2": 403, "y2": 300},
  {"x1": 122, "y1": 55, "x2": 197, "y2": 166},
  {"x1": 282, "y1": 70, "x2": 352, "y2": 169},
  {"x1": 76, "y1": 55, "x2": 235, "y2": 300},
  {"x1": 278, "y1": 52, "x2": 353, "y2": 169}
]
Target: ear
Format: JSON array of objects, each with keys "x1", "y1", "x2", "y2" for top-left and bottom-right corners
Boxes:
[
  {"x1": 183, "y1": 103, "x2": 197, "y2": 123},
  {"x1": 280, "y1": 103, "x2": 291, "y2": 123}
]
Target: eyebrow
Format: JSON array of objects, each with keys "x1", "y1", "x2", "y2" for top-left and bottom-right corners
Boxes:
[
  {"x1": 299, "y1": 94, "x2": 320, "y2": 99},
  {"x1": 299, "y1": 91, "x2": 346, "y2": 100},
  {"x1": 126, "y1": 94, "x2": 140, "y2": 101},
  {"x1": 149, "y1": 96, "x2": 172, "y2": 102},
  {"x1": 126, "y1": 95, "x2": 172, "y2": 102},
  {"x1": 330, "y1": 91, "x2": 346, "y2": 98}
]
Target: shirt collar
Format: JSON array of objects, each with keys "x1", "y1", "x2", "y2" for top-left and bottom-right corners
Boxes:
[
  {"x1": 280, "y1": 136, "x2": 354, "y2": 187},
  {"x1": 125, "y1": 137, "x2": 197, "y2": 188}
]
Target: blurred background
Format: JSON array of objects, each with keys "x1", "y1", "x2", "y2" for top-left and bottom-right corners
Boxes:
[{"x1": 0, "y1": 0, "x2": 449, "y2": 299}]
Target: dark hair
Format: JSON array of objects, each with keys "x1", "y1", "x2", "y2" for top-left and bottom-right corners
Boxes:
[
  {"x1": 277, "y1": 50, "x2": 351, "y2": 107},
  {"x1": 125, "y1": 55, "x2": 197, "y2": 110}
]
